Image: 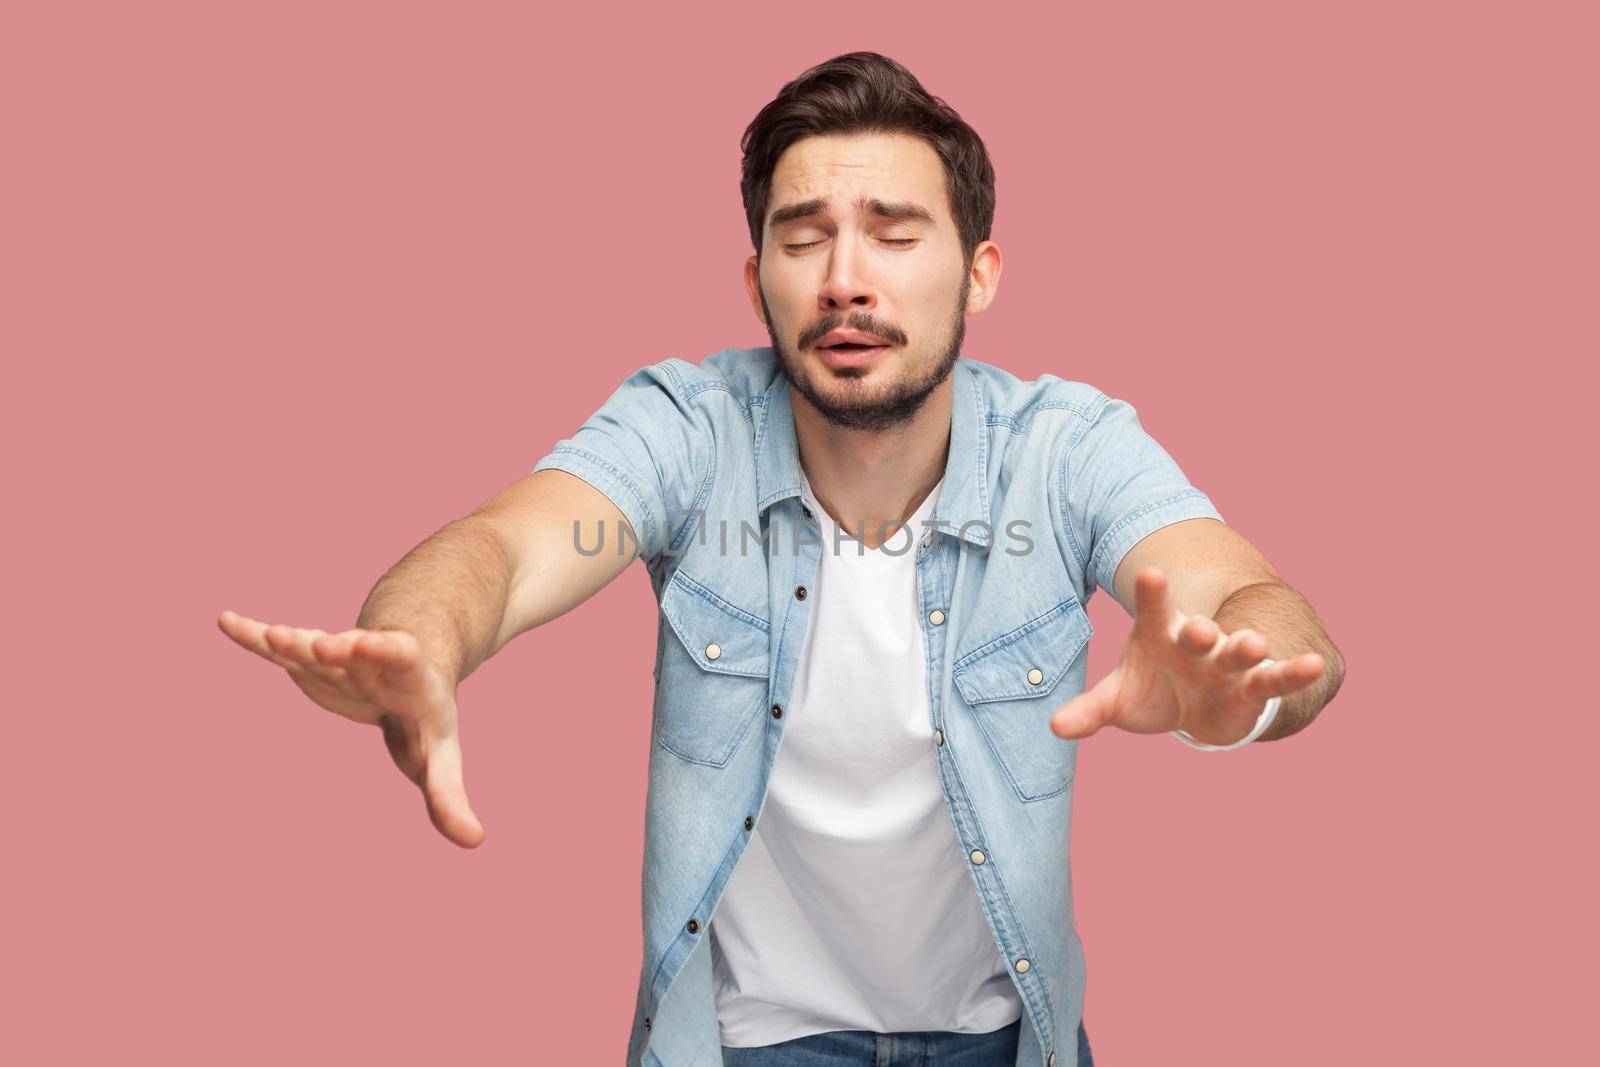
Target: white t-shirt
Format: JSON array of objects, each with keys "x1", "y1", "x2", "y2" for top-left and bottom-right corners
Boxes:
[{"x1": 710, "y1": 471, "x2": 1024, "y2": 1048}]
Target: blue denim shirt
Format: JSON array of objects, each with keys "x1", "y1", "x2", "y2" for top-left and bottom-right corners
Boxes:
[{"x1": 532, "y1": 346, "x2": 1222, "y2": 1067}]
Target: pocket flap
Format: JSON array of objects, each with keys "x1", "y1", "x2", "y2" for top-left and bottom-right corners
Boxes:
[
  {"x1": 659, "y1": 571, "x2": 769, "y2": 678},
  {"x1": 953, "y1": 597, "x2": 1093, "y2": 704}
]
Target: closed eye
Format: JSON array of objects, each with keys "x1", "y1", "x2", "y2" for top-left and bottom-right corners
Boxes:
[{"x1": 784, "y1": 238, "x2": 919, "y2": 251}]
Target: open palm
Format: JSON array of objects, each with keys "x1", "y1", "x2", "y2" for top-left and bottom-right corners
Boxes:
[
  {"x1": 1049, "y1": 567, "x2": 1325, "y2": 746},
  {"x1": 217, "y1": 610, "x2": 485, "y2": 847}
]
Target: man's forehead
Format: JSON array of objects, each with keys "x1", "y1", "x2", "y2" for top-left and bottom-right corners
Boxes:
[{"x1": 768, "y1": 133, "x2": 945, "y2": 219}]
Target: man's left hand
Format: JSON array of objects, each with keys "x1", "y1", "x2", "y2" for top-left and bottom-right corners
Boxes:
[{"x1": 1049, "y1": 566, "x2": 1326, "y2": 745}]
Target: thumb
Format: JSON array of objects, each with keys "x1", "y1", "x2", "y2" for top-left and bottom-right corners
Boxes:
[
  {"x1": 421, "y1": 732, "x2": 486, "y2": 848},
  {"x1": 1049, "y1": 669, "x2": 1120, "y2": 740}
]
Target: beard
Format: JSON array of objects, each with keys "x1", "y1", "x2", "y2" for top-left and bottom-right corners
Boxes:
[{"x1": 761, "y1": 273, "x2": 971, "y2": 434}]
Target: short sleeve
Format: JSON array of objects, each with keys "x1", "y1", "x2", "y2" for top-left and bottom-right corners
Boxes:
[
  {"x1": 1062, "y1": 393, "x2": 1224, "y2": 600},
  {"x1": 532, "y1": 361, "x2": 711, "y2": 564}
]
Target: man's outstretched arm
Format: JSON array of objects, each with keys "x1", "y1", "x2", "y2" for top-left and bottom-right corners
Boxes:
[{"x1": 357, "y1": 468, "x2": 640, "y2": 685}]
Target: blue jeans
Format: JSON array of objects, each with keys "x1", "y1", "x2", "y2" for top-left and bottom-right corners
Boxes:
[{"x1": 721, "y1": 1017, "x2": 1094, "y2": 1066}]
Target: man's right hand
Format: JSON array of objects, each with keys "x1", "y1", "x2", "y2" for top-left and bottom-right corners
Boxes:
[{"x1": 216, "y1": 610, "x2": 486, "y2": 848}]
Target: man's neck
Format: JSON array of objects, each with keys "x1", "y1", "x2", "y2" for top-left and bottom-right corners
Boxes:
[{"x1": 790, "y1": 376, "x2": 952, "y2": 550}]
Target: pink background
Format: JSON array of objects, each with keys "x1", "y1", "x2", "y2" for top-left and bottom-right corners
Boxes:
[{"x1": 6, "y1": 2, "x2": 1592, "y2": 1063}]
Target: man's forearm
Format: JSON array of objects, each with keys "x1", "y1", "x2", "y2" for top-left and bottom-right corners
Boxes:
[
  {"x1": 355, "y1": 516, "x2": 515, "y2": 687},
  {"x1": 1212, "y1": 579, "x2": 1345, "y2": 742}
]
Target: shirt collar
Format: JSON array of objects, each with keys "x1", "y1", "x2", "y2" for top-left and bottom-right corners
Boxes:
[{"x1": 754, "y1": 354, "x2": 991, "y2": 548}]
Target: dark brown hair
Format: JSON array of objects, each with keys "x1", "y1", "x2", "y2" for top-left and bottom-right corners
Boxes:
[{"x1": 740, "y1": 52, "x2": 996, "y2": 269}]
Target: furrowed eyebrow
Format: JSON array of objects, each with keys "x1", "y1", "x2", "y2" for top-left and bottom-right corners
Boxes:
[
  {"x1": 864, "y1": 198, "x2": 935, "y2": 224},
  {"x1": 767, "y1": 195, "x2": 935, "y2": 230}
]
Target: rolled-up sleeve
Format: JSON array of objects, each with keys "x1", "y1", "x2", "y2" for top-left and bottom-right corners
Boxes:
[
  {"x1": 1061, "y1": 393, "x2": 1224, "y2": 599},
  {"x1": 532, "y1": 361, "x2": 711, "y2": 564}
]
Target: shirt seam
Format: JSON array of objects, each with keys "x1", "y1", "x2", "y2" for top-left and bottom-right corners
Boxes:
[
  {"x1": 1056, "y1": 392, "x2": 1111, "y2": 574},
  {"x1": 539, "y1": 444, "x2": 659, "y2": 551},
  {"x1": 653, "y1": 360, "x2": 723, "y2": 557},
  {"x1": 1088, "y1": 487, "x2": 1213, "y2": 593},
  {"x1": 985, "y1": 399, "x2": 1093, "y2": 434}
]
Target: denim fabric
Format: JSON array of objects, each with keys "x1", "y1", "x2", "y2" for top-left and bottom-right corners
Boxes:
[
  {"x1": 533, "y1": 346, "x2": 1220, "y2": 1066},
  {"x1": 720, "y1": 1017, "x2": 1095, "y2": 1067}
]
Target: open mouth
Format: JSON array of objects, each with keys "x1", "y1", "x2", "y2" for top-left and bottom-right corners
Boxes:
[{"x1": 815, "y1": 341, "x2": 890, "y2": 367}]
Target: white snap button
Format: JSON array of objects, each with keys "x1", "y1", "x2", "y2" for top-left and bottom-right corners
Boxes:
[
  {"x1": 705, "y1": 643, "x2": 722, "y2": 661},
  {"x1": 928, "y1": 609, "x2": 946, "y2": 626},
  {"x1": 934, "y1": 729, "x2": 945, "y2": 746},
  {"x1": 920, "y1": 531, "x2": 933, "y2": 547},
  {"x1": 1015, "y1": 957, "x2": 1031, "y2": 973},
  {"x1": 1048, "y1": 1053, "x2": 1056, "y2": 1067},
  {"x1": 1027, "y1": 667, "x2": 1044, "y2": 685},
  {"x1": 970, "y1": 849, "x2": 986, "y2": 865}
]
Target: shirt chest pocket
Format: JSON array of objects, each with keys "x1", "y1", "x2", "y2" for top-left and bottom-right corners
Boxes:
[
  {"x1": 951, "y1": 596, "x2": 1094, "y2": 801},
  {"x1": 653, "y1": 571, "x2": 771, "y2": 768}
]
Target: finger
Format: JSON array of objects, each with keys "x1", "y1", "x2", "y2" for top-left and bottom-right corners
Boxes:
[
  {"x1": 310, "y1": 629, "x2": 365, "y2": 668},
  {"x1": 263, "y1": 624, "x2": 318, "y2": 667},
  {"x1": 355, "y1": 629, "x2": 417, "y2": 666},
  {"x1": 1049, "y1": 670, "x2": 1119, "y2": 740},
  {"x1": 218, "y1": 610, "x2": 300, "y2": 671},
  {"x1": 298, "y1": 628, "x2": 349, "y2": 683},
  {"x1": 354, "y1": 631, "x2": 434, "y2": 696},
  {"x1": 1176, "y1": 615, "x2": 1223, "y2": 657},
  {"x1": 1242, "y1": 653, "x2": 1326, "y2": 700},
  {"x1": 343, "y1": 633, "x2": 389, "y2": 702},
  {"x1": 300, "y1": 630, "x2": 363, "y2": 686},
  {"x1": 421, "y1": 732, "x2": 485, "y2": 848},
  {"x1": 265, "y1": 625, "x2": 346, "y2": 684},
  {"x1": 1132, "y1": 567, "x2": 1176, "y2": 635},
  {"x1": 1216, "y1": 628, "x2": 1271, "y2": 671}
]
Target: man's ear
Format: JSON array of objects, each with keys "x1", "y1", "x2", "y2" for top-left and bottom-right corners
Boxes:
[
  {"x1": 964, "y1": 240, "x2": 1003, "y2": 314},
  {"x1": 744, "y1": 255, "x2": 768, "y2": 325}
]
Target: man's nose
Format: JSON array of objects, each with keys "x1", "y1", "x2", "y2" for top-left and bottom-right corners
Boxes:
[{"x1": 817, "y1": 238, "x2": 876, "y2": 312}]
